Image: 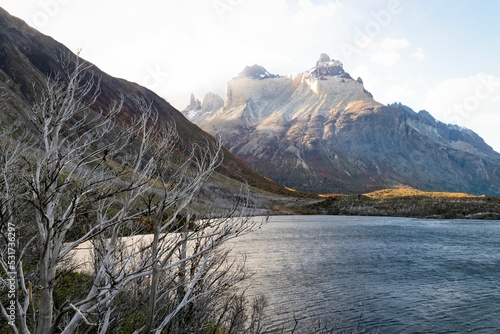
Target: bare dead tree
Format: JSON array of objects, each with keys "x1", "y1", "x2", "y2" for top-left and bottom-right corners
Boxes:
[
  {"x1": 0, "y1": 125, "x2": 38, "y2": 334},
  {"x1": 0, "y1": 55, "x2": 262, "y2": 334}
]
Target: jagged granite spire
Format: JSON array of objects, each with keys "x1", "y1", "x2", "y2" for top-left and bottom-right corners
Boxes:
[{"x1": 186, "y1": 93, "x2": 201, "y2": 110}]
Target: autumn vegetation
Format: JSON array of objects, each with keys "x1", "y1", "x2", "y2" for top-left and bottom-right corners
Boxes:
[{"x1": 305, "y1": 186, "x2": 500, "y2": 219}]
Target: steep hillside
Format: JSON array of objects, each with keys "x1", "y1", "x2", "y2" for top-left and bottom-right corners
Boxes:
[
  {"x1": 184, "y1": 54, "x2": 500, "y2": 195},
  {"x1": 0, "y1": 7, "x2": 306, "y2": 208}
]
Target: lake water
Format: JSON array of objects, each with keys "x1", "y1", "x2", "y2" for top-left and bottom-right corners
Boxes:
[{"x1": 229, "y1": 215, "x2": 500, "y2": 333}]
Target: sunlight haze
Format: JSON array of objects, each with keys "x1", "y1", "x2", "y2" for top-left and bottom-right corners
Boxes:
[{"x1": 1, "y1": 0, "x2": 499, "y2": 151}]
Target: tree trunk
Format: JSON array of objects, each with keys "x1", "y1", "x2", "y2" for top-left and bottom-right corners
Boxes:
[
  {"x1": 143, "y1": 216, "x2": 161, "y2": 333},
  {"x1": 36, "y1": 254, "x2": 55, "y2": 334}
]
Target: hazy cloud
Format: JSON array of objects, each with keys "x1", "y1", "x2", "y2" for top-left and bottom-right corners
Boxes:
[
  {"x1": 411, "y1": 48, "x2": 425, "y2": 61},
  {"x1": 2, "y1": 0, "x2": 500, "y2": 151},
  {"x1": 423, "y1": 73, "x2": 500, "y2": 150},
  {"x1": 370, "y1": 38, "x2": 410, "y2": 66},
  {"x1": 380, "y1": 38, "x2": 411, "y2": 50},
  {"x1": 382, "y1": 85, "x2": 417, "y2": 103}
]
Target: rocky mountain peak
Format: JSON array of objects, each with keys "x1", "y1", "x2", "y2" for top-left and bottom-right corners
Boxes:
[
  {"x1": 236, "y1": 64, "x2": 279, "y2": 80},
  {"x1": 187, "y1": 93, "x2": 202, "y2": 111},
  {"x1": 417, "y1": 109, "x2": 436, "y2": 123},
  {"x1": 183, "y1": 54, "x2": 500, "y2": 195},
  {"x1": 307, "y1": 53, "x2": 352, "y2": 80},
  {"x1": 201, "y1": 92, "x2": 224, "y2": 112}
]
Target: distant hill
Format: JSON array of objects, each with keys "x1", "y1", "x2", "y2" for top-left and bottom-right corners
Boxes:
[
  {"x1": 363, "y1": 186, "x2": 477, "y2": 199},
  {"x1": 304, "y1": 187, "x2": 500, "y2": 219},
  {"x1": 184, "y1": 54, "x2": 500, "y2": 195}
]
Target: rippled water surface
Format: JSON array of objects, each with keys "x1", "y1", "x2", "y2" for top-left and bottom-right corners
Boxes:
[{"x1": 229, "y1": 216, "x2": 500, "y2": 333}]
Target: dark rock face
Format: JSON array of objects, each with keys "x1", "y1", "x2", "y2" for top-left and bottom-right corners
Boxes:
[
  {"x1": 310, "y1": 55, "x2": 352, "y2": 79},
  {"x1": 185, "y1": 54, "x2": 500, "y2": 195},
  {"x1": 236, "y1": 64, "x2": 279, "y2": 80}
]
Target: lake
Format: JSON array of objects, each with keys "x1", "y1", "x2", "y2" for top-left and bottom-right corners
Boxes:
[{"x1": 228, "y1": 215, "x2": 500, "y2": 333}]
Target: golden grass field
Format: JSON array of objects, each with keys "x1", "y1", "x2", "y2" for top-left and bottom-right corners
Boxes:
[{"x1": 363, "y1": 186, "x2": 477, "y2": 199}]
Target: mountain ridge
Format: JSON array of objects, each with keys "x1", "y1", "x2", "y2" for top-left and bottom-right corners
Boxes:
[{"x1": 184, "y1": 54, "x2": 500, "y2": 195}]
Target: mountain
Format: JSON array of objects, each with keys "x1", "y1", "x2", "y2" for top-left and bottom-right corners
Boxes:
[
  {"x1": 183, "y1": 54, "x2": 500, "y2": 195},
  {"x1": 0, "y1": 7, "x2": 306, "y2": 210}
]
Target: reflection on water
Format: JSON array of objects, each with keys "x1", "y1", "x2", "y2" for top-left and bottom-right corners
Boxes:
[{"x1": 229, "y1": 216, "x2": 500, "y2": 333}]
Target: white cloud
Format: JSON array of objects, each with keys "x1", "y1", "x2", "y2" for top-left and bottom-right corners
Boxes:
[
  {"x1": 424, "y1": 73, "x2": 500, "y2": 151},
  {"x1": 467, "y1": 111, "x2": 500, "y2": 152},
  {"x1": 411, "y1": 47, "x2": 425, "y2": 61},
  {"x1": 369, "y1": 38, "x2": 410, "y2": 66},
  {"x1": 370, "y1": 50, "x2": 401, "y2": 66},
  {"x1": 380, "y1": 38, "x2": 411, "y2": 50},
  {"x1": 286, "y1": 0, "x2": 344, "y2": 47},
  {"x1": 351, "y1": 64, "x2": 380, "y2": 86},
  {"x1": 296, "y1": 0, "x2": 343, "y2": 16},
  {"x1": 424, "y1": 74, "x2": 500, "y2": 121},
  {"x1": 382, "y1": 85, "x2": 417, "y2": 103},
  {"x1": 415, "y1": 75, "x2": 426, "y2": 85}
]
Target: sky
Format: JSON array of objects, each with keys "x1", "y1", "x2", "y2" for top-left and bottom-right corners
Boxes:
[{"x1": 1, "y1": 0, "x2": 500, "y2": 152}]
